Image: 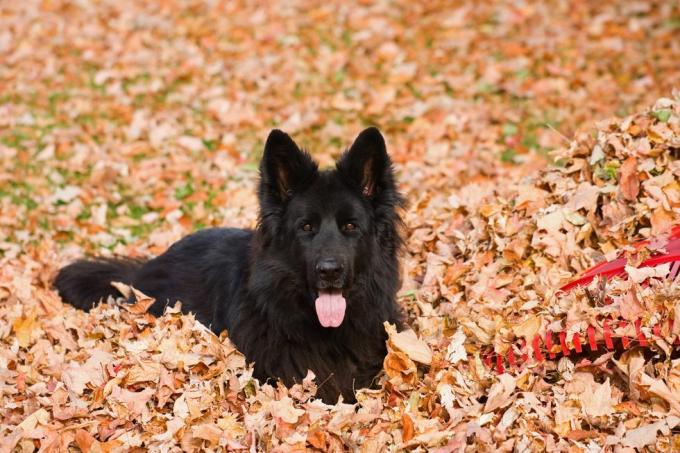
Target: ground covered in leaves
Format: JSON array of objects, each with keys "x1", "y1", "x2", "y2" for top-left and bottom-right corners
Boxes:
[{"x1": 1, "y1": 0, "x2": 680, "y2": 451}]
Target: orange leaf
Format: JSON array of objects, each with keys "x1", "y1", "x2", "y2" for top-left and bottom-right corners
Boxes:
[
  {"x1": 650, "y1": 207, "x2": 673, "y2": 235},
  {"x1": 383, "y1": 350, "x2": 416, "y2": 384},
  {"x1": 12, "y1": 312, "x2": 38, "y2": 348},
  {"x1": 307, "y1": 428, "x2": 327, "y2": 450},
  {"x1": 401, "y1": 413, "x2": 414, "y2": 442},
  {"x1": 565, "y1": 430, "x2": 598, "y2": 441},
  {"x1": 614, "y1": 401, "x2": 642, "y2": 416},
  {"x1": 111, "y1": 282, "x2": 156, "y2": 314},
  {"x1": 74, "y1": 429, "x2": 96, "y2": 453}
]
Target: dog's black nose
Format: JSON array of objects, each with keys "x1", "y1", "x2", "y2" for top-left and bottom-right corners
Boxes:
[{"x1": 316, "y1": 258, "x2": 343, "y2": 281}]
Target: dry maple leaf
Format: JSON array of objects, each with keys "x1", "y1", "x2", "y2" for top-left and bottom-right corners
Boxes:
[
  {"x1": 580, "y1": 378, "x2": 615, "y2": 418},
  {"x1": 61, "y1": 349, "x2": 114, "y2": 395}
]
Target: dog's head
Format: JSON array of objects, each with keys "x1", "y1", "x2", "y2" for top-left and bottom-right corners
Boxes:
[{"x1": 256, "y1": 127, "x2": 402, "y2": 328}]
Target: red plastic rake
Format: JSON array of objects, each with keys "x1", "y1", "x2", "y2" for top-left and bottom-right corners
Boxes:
[{"x1": 484, "y1": 225, "x2": 680, "y2": 374}]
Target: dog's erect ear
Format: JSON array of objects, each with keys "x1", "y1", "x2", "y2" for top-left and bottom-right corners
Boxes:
[
  {"x1": 260, "y1": 130, "x2": 318, "y2": 203},
  {"x1": 337, "y1": 127, "x2": 394, "y2": 198}
]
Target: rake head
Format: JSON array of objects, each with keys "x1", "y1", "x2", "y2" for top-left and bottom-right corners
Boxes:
[{"x1": 484, "y1": 225, "x2": 680, "y2": 374}]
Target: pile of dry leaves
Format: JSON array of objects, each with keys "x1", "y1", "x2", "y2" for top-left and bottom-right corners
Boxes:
[
  {"x1": 2, "y1": 0, "x2": 680, "y2": 451},
  {"x1": 400, "y1": 95, "x2": 680, "y2": 451}
]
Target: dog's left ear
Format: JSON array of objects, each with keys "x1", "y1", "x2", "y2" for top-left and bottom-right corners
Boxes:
[
  {"x1": 260, "y1": 129, "x2": 318, "y2": 204},
  {"x1": 337, "y1": 127, "x2": 394, "y2": 198}
]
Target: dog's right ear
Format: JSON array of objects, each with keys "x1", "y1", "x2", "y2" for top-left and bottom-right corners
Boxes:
[
  {"x1": 259, "y1": 130, "x2": 318, "y2": 203},
  {"x1": 337, "y1": 127, "x2": 395, "y2": 199}
]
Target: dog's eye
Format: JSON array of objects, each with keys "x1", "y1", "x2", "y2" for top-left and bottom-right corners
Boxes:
[
  {"x1": 302, "y1": 223, "x2": 313, "y2": 232},
  {"x1": 343, "y1": 223, "x2": 357, "y2": 232}
]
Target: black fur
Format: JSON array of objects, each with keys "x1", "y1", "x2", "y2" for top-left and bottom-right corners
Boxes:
[
  {"x1": 55, "y1": 127, "x2": 404, "y2": 403},
  {"x1": 54, "y1": 258, "x2": 144, "y2": 309}
]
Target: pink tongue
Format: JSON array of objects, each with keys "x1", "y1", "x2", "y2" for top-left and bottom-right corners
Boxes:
[{"x1": 314, "y1": 292, "x2": 347, "y2": 328}]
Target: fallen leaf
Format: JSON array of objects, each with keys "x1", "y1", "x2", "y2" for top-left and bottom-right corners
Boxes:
[
  {"x1": 619, "y1": 156, "x2": 639, "y2": 201},
  {"x1": 624, "y1": 263, "x2": 670, "y2": 284},
  {"x1": 17, "y1": 408, "x2": 50, "y2": 431},
  {"x1": 445, "y1": 329, "x2": 467, "y2": 364},
  {"x1": 640, "y1": 374, "x2": 680, "y2": 414},
  {"x1": 401, "y1": 413, "x2": 414, "y2": 442},
  {"x1": 110, "y1": 386, "x2": 155, "y2": 419},
  {"x1": 74, "y1": 429, "x2": 97, "y2": 453},
  {"x1": 126, "y1": 359, "x2": 162, "y2": 385},
  {"x1": 622, "y1": 416, "x2": 680, "y2": 448},
  {"x1": 61, "y1": 349, "x2": 114, "y2": 395},
  {"x1": 12, "y1": 311, "x2": 38, "y2": 348},
  {"x1": 192, "y1": 423, "x2": 222, "y2": 445},
  {"x1": 269, "y1": 397, "x2": 305, "y2": 424},
  {"x1": 385, "y1": 323, "x2": 432, "y2": 365},
  {"x1": 306, "y1": 428, "x2": 327, "y2": 449},
  {"x1": 580, "y1": 378, "x2": 615, "y2": 418},
  {"x1": 650, "y1": 207, "x2": 674, "y2": 235},
  {"x1": 111, "y1": 282, "x2": 156, "y2": 314},
  {"x1": 484, "y1": 374, "x2": 516, "y2": 412},
  {"x1": 511, "y1": 316, "x2": 542, "y2": 340}
]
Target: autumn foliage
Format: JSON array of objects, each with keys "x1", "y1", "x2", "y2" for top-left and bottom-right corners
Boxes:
[{"x1": 1, "y1": 1, "x2": 680, "y2": 451}]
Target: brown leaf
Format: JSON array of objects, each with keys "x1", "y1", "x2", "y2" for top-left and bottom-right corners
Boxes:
[
  {"x1": 619, "y1": 156, "x2": 640, "y2": 200},
  {"x1": 650, "y1": 206, "x2": 674, "y2": 235},
  {"x1": 126, "y1": 359, "x2": 162, "y2": 385},
  {"x1": 52, "y1": 405, "x2": 89, "y2": 420},
  {"x1": 640, "y1": 373, "x2": 680, "y2": 414},
  {"x1": 622, "y1": 417, "x2": 680, "y2": 449},
  {"x1": 268, "y1": 396, "x2": 305, "y2": 424},
  {"x1": 619, "y1": 286, "x2": 645, "y2": 321},
  {"x1": 484, "y1": 374, "x2": 516, "y2": 412},
  {"x1": 511, "y1": 316, "x2": 542, "y2": 341},
  {"x1": 110, "y1": 386, "x2": 155, "y2": 419},
  {"x1": 385, "y1": 323, "x2": 432, "y2": 365},
  {"x1": 192, "y1": 423, "x2": 222, "y2": 445},
  {"x1": 61, "y1": 349, "x2": 114, "y2": 395},
  {"x1": 16, "y1": 408, "x2": 50, "y2": 431}
]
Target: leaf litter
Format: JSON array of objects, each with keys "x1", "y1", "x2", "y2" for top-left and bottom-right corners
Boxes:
[{"x1": 1, "y1": 0, "x2": 680, "y2": 451}]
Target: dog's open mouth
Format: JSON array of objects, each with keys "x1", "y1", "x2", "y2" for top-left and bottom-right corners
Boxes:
[{"x1": 315, "y1": 290, "x2": 346, "y2": 328}]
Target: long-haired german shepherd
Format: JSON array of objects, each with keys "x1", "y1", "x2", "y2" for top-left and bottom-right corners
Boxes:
[{"x1": 55, "y1": 127, "x2": 404, "y2": 403}]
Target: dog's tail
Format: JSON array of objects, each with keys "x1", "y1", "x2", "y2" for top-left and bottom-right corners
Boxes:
[{"x1": 54, "y1": 258, "x2": 145, "y2": 310}]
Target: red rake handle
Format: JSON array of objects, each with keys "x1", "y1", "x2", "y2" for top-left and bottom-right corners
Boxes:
[{"x1": 560, "y1": 226, "x2": 680, "y2": 292}]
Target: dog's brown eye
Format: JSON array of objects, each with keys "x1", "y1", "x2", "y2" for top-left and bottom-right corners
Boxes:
[
  {"x1": 343, "y1": 223, "x2": 356, "y2": 232},
  {"x1": 302, "y1": 223, "x2": 313, "y2": 232}
]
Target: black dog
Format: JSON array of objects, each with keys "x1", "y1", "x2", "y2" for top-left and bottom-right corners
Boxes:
[{"x1": 54, "y1": 127, "x2": 404, "y2": 403}]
